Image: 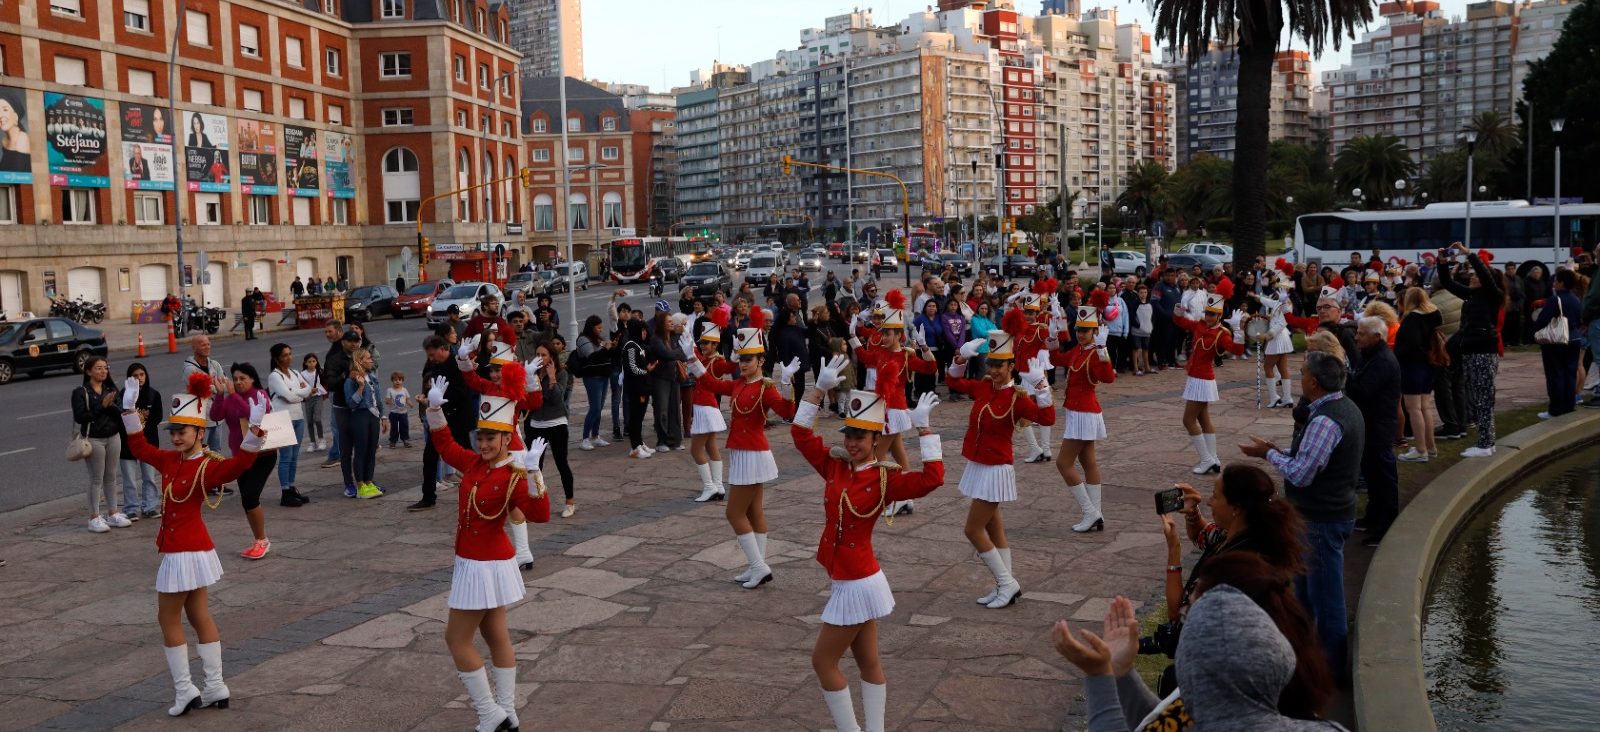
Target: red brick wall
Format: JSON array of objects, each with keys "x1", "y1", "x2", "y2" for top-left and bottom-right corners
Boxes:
[
  {"x1": 231, "y1": 5, "x2": 274, "y2": 74},
  {"x1": 360, "y1": 37, "x2": 430, "y2": 93},
  {"x1": 38, "y1": 40, "x2": 104, "y2": 88}
]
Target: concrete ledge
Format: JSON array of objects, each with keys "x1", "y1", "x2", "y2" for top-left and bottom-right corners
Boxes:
[{"x1": 1354, "y1": 410, "x2": 1600, "y2": 731}]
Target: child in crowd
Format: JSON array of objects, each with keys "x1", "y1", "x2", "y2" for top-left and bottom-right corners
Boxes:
[{"x1": 386, "y1": 371, "x2": 412, "y2": 448}]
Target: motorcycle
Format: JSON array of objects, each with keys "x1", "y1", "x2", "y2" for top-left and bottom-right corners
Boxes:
[
  {"x1": 649, "y1": 271, "x2": 664, "y2": 299},
  {"x1": 49, "y1": 297, "x2": 77, "y2": 320},
  {"x1": 181, "y1": 299, "x2": 222, "y2": 334},
  {"x1": 77, "y1": 298, "x2": 106, "y2": 324}
]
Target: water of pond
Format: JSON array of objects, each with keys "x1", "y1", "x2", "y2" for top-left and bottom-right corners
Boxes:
[{"x1": 1423, "y1": 450, "x2": 1600, "y2": 730}]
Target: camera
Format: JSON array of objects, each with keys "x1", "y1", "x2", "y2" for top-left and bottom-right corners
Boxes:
[{"x1": 1138, "y1": 620, "x2": 1183, "y2": 659}]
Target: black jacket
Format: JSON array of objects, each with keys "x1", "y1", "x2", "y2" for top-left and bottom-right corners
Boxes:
[
  {"x1": 1440, "y1": 254, "x2": 1504, "y2": 355},
  {"x1": 1349, "y1": 342, "x2": 1400, "y2": 441},
  {"x1": 1393, "y1": 310, "x2": 1441, "y2": 366},
  {"x1": 419, "y1": 357, "x2": 472, "y2": 429},
  {"x1": 72, "y1": 381, "x2": 123, "y2": 439},
  {"x1": 323, "y1": 342, "x2": 352, "y2": 408}
]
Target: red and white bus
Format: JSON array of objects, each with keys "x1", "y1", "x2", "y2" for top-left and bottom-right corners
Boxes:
[{"x1": 607, "y1": 236, "x2": 710, "y2": 283}]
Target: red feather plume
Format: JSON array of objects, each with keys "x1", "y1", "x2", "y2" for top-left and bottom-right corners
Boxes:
[
  {"x1": 186, "y1": 372, "x2": 212, "y2": 399},
  {"x1": 1330, "y1": 275, "x2": 1345, "y2": 289},
  {"x1": 1274, "y1": 257, "x2": 1294, "y2": 275},
  {"x1": 499, "y1": 361, "x2": 527, "y2": 398},
  {"x1": 1033, "y1": 277, "x2": 1057, "y2": 295},
  {"x1": 1088, "y1": 289, "x2": 1110, "y2": 310},
  {"x1": 749, "y1": 305, "x2": 767, "y2": 330},
  {"x1": 883, "y1": 288, "x2": 906, "y2": 311},
  {"x1": 708, "y1": 306, "x2": 730, "y2": 330},
  {"x1": 1002, "y1": 306, "x2": 1027, "y2": 336},
  {"x1": 1477, "y1": 249, "x2": 1495, "y2": 264}
]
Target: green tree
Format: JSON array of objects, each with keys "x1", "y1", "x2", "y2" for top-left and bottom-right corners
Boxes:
[
  {"x1": 1519, "y1": 0, "x2": 1599, "y2": 204},
  {"x1": 1334, "y1": 134, "x2": 1418, "y2": 208},
  {"x1": 1165, "y1": 155, "x2": 1234, "y2": 232},
  {"x1": 1115, "y1": 161, "x2": 1169, "y2": 229},
  {"x1": 1152, "y1": 0, "x2": 1372, "y2": 267},
  {"x1": 1419, "y1": 150, "x2": 1469, "y2": 202}
]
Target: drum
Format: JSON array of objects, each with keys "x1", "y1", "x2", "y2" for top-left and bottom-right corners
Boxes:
[{"x1": 1244, "y1": 316, "x2": 1273, "y2": 342}]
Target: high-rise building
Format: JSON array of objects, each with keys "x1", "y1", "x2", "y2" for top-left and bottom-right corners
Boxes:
[
  {"x1": 509, "y1": 0, "x2": 583, "y2": 78},
  {"x1": 674, "y1": 88, "x2": 723, "y2": 236},
  {"x1": 1164, "y1": 43, "x2": 1313, "y2": 164}
]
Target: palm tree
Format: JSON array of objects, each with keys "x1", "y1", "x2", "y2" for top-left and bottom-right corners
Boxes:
[
  {"x1": 1165, "y1": 155, "x2": 1233, "y2": 232},
  {"x1": 1152, "y1": 0, "x2": 1373, "y2": 267},
  {"x1": 1334, "y1": 134, "x2": 1418, "y2": 208},
  {"x1": 1465, "y1": 111, "x2": 1518, "y2": 162},
  {"x1": 1420, "y1": 150, "x2": 1469, "y2": 202},
  {"x1": 1115, "y1": 161, "x2": 1169, "y2": 229}
]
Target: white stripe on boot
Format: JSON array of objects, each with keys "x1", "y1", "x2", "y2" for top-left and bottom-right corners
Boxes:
[
  {"x1": 492, "y1": 665, "x2": 520, "y2": 731},
  {"x1": 979, "y1": 548, "x2": 1021, "y2": 608},
  {"x1": 458, "y1": 667, "x2": 510, "y2": 732},
  {"x1": 1069, "y1": 483, "x2": 1103, "y2": 532},
  {"x1": 861, "y1": 681, "x2": 886, "y2": 732},
  {"x1": 823, "y1": 687, "x2": 862, "y2": 732},
  {"x1": 508, "y1": 520, "x2": 533, "y2": 570},
  {"x1": 196, "y1": 640, "x2": 229, "y2": 709},
  {"x1": 975, "y1": 547, "x2": 1011, "y2": 605},
  {"x1": 164, "y1": 644, "x2": 201, "y2": 717},
  {"x1": 735, "y1": 532, "x2": 772, "y2": 588}
]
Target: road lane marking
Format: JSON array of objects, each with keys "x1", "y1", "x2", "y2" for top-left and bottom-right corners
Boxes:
[
  {"x1": 17, "y1": 409, "x2": 70, "y2": 420},
  {"x1": 397, "y1": 349, "x2": 422, "y2": 356},
  {"x1": 0, "y1": 447, "x2": 36, "y2": 457}
]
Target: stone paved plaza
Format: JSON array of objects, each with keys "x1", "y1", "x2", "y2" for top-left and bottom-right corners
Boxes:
[{"x1": 0, "y1": 351, "x2": 1555, "y2": 731}]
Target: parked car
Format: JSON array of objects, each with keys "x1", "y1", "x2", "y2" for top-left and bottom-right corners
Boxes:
[
  {"x1": 746, "y1": 252, "x2": 783, "y2": 282},
  {"x1": 1163, "y1": 252, "x2": 1227, "y2": 273},
  {"x1": 343, "y1": 284, "x2": 398, "y2": 322},
  {"x1": 982, "y1": 254, "x2": 1037, "y2": 278},
  {"x1": 393, "y1": 280, "x2": 455, "y2": 319},
  {"x1": 503, "y1": 272, "x2": 545, "y2": 299},
  {"x1": 1178, "y1": 241, "x2": 1234, "y2": 259},
  {"x1": 827, "y1": 242, "x2": 846, "y2": 259},
  {"x1": 426, "y1": 282, "x2": 503, "y2": 327},
  {"x1": 795, "y1": 250, "x2": 824, "y2": 272},
  {"x1": 651, "y1": 257, "x2": 685, "y2": 283},
  {"x1": 920, "y1": 251, "x2": 973, "y2": 277},
  {"x1": 1107, "y1": 250, "x2": 1149, "y2": 277},
  {"x1": 0, "y1": 317, "x2": 108, "y2": 385},
  {"x1": 872, "y1": 249, "x2": 899, "y2": 275},
  {"x1": 681, "y1": 261, "x2": 734, "y2": 300},
  {"x1": 547, "y1": 262, "x2": 590, "y2": 293}
]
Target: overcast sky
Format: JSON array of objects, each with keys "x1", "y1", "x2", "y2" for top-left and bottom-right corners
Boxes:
[{"x1": 582, "y1": 0, "x2": 1479, "y2": 91}]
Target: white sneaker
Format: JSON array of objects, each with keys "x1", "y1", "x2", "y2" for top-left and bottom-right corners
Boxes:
[
  {"x1": 640, "y1": 445, "x2": 656, "y2": 456},
  {"x1": 1397, "y1": 448, "x2": 1430, "y2": 463},
  {"x1": 107, "y1": 512, "x2": 133, "y2": 528},
  {"x1": 592, "y1": 436, "x2": 610, "y2": 447},
  {"x1": 1461, "y1": 446, "x2": 1496, "y2": 458},
  {"x1": 561, "y1": 503, "x2": 576, "y2": 518},
  {"x1": 633, "y1": 447, "x2": 653, "y2": 460},
  {"x1": 88, "y1": 516, "x2": 110, "y2": 533},
  {"x1": 1537, "y1": 411, "x2": 1553, "y2": 420},
  {"x1": 580, "y1": 438, "x2": 595, "y2": 451},
  {"x1": 655, "y1": 443, "x2": 671, "y2": 452}
]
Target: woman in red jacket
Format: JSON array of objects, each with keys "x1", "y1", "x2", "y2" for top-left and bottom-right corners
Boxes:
[
  {"x1": 791, "y1": 362, "x2": 945, "y2": 732},
  {"x1": 1174, "y1": 293, "x2": 1246, "y2": 474},
  {"x1": 454, "y1": 336, "x2": 545, "y2": 571},
  {"x1": 685, "y1": 309, "x2": 804, "y2": 589},
  {"x1": 946, "y1": 332, "x2": 1056, "y2": 609},
  {"x1": 422, "y1": 378, "x2": 551, "y2": 732},
  {"x1": 121, "y1": 374, "x2": 264, "y2": 717},
  {"x1": 1050, "y1": 295, "x2": 1117, "y2": 533},
  {"x1": 849, "y1": 289, "x2": 936, "y2": 514},
  {"x1": 1004, "y1": 294, "x2": 1055, "y2": 463},
  {"x1": 688, "y1": 310, "x2": 737, "y2": 502}
]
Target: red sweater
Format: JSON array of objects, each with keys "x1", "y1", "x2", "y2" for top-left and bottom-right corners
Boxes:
[
  {"x1": 1049, "y1": 344, "x2": 1116, "y2": 413},
  {"x1": 126, "y1": 432, "x2": 258, "y2": 553},
  {"x1": 857, "y1": 345, "x2": 936, "y2": 409},
  {"x1": 947, "y1": 377, "x2": 1056, "y2": 466},
  {"x1": 697, "y1": 376, "x2": 796, "y2": 451},
  {"x1": 430, "y1": 426, "x2": 550, "y2": 561},
  {"x1": 1173, "y1": 314, "x2": 1245, "y2": 380},
  {"x1": 792, "y1": 423, "x2": 945, "y2": 580}
]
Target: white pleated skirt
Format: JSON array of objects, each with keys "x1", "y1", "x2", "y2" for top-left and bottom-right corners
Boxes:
[
  {"x1": 726, "y1": 448, "x2": 779, "y2": 486},
  {"x1": 156, "y1": 550, "x2": 223, "y2": 594},
  {"x1": 883, "y1": 408, "x2": 912, "y2": 436},
  {"x1": 1265, "y1": 330, "x2": 1295, "y2": 356},
  {"x1": 690, "y1": 404, "x2": 727, "y2": 435},
  {"x1": 447, "y1": 556, "x2": 526, "y2": 610},
  {"x1": 1182, "y1": 376, "x2": 1219, "y2": 403},
  {"x1": 958, "y1": 461, "x2": 1017, "y2": 503},
  {"x1": 821, "y1": 570, "x2": 895, "y2": 626},
  {"x1": 1060, "y1": 410, "x2": 1107, "y2": 441}
]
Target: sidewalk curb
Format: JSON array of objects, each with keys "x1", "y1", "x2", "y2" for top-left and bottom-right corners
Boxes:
[{"x1": 104, "y1": 322, "x2": 303, "y2": 355}]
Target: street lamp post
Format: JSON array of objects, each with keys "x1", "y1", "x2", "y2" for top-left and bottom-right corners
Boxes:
[
  {"x1": 1464, "y1": 130, "x2": 1478, "y2": 250},
  {"x1": 970, "y1": 157, "x2": 979, "y2": 262},
  {"x1": 167, "y1": 0, "x2": 190, "y2": 331},
  {"x1": 993, "y1": 141, "x2": 1006, "y2": 257},
  {"x1": 486, "y1": 71, "x2": 515, "y2": 276},
  {"x1": 1552, "y1": 118, "x2": 1565, "y2": 264}
]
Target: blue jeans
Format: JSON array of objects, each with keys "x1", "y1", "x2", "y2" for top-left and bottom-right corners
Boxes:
[
  {"x1": 1295, "y1": 519, "x2": 1354, "y2": 675},
  {"x1": 582, "y1": 375, "x2": 609, "y2": 439},
  {"x1": 119, "y1": 459, "x2": 159, "y2": 514},
  {"x1": 277, "y1": 419, "x2": 305, "y2": 488},
  {"x1": 348, "y1": 409, "x2": 379, "y2": 483},
  {"x1": 326, "y1": 414, "x2": 341, "y2": 461}
]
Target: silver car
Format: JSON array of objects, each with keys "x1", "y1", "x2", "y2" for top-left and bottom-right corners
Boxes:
[
  {"x1": 796, "y1": 251, "x2": 824, "y2": 272},
  {"x1": 426, "y1": 282, "x2": 503, "y2": 327}
]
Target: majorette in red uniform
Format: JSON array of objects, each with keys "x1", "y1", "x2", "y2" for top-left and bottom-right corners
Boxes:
[
  {"x1": 1173, "y1": 292, "x2": 1246, "y2": 474},
  {"x1": 121, "y1": 374, "x2": 263, "y2": 718},
  {"x1": 423, "y1": 378, "x2": 551, "y2": 732},
  {"x1": 790, "y1": 356, "x2": 945, "y2": 732},
  {"x1": 946, "y1": 330, "x2": 1057, "y2": 609},
  {"x1": 1005, "y1": 292, "x2": 1056, "y2": 463},
  {"x1": 1048, "y1": 291, "x2": 1118, "y2": 533},
  {"x1": 849, "y1": 289, "x2": 936, "y2": 515},
  {"x1": 454, "y1": 335, "x2": 546, "y2": 571},
  {"x1": 687, "y1": 308, "x2": 737, "y2": 503},
  {"x1": 686, "y1": 308, "x2": 803, "y2": 589}
]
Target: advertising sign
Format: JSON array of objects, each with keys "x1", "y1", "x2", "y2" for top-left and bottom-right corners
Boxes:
[
  {"x1": 183, "y1": 111, "x2": 229, "y2": 192},
  {"x1": 323, "y1": 131, "x2": 354, "y2": 199},
  {"x1": 0, "y1": 85, "x2": 33, "y2": 184},
  {"x1": 120, "y1": 103, "x2": 174, "y2": 191},
  {"x1": 237, "y1": 119, "x2": 278, "y2": 195},
  {"x1": 282, "y1": 125, "x2": 319, "y2": 197},
  {"x1": 44, "y1": 93, "x2": 109, "y2": 187}
]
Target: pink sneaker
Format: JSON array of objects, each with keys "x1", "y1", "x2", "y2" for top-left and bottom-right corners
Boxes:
[{"x1": 240, "y1": 539, "x2": 271, "y2": 560}]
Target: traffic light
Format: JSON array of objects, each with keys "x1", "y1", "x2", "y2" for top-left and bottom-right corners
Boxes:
[
  {"x1": 419, "y1": 236, "x2": 432, "y2": 260},
  {"x1": 519, "y1": 167, "x2": 533, "y2": 188},
  {"x1": 782, "y1": 155, "x2": 792, "y2": 175}
]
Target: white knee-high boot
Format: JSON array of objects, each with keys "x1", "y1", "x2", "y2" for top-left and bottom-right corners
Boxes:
[
  {"x1": 1035, "y1": 425, "x2": 1053, "y2": 458},
  {"x1": 1265, "y1": 377, "x2": 1280, "y2": 407},
  {"x1": 861, "y1": 681, "x2": 886, "y2": 732},
  {"x1": 196, "y1": 640, "x2": 229, "y2": 708},
  {"x1": 823, "y1": 687, "x2": 862, "y2": 732},
  {"x1": 458, "y1": 667, "x2": 510, "y2": 732},
  {"x1": 1279, "y1": 378, "x2": 1294, "y2": 407},
  {"x1": 1020, "y1": 422, "x2": 1042, "y2": 460},
  {"x1": 1188, "y1": 434, "x2": 1211, "y2": 474},
  {"x1": 710, "y1": 459, "x2": 725, "y2": 494},
  {"x1": 979, "y1": 548, "x2": 1020, "y2": 608},
  {"x1": 508, "y1": 519, "x2": 533, "y2": 570},
  {"x1": 492, "y1": 665, "x2": 520, "y2": 731},
  {"x1": 736, "y1": 532, "x2": 771, "y2": 589},
  {"x1": 1069, "y1": 483, "x2": 1103, "y2": 532},
  {"x1": 975, "y1": 547, "x2": 1011, "y2": 605},
  {"x1": 1203, "y1": 434, "x2": 1220, "y2": 471},
  {"x1": 694, "y1": 462, "x2": 720, "y2": 502},
  {"x1": 163, "y1": 644, "x2": 201, "y2": 717}
]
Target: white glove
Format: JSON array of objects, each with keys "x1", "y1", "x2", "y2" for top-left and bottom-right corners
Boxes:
[
  {"x1": 1094, "y1": 326, "x2": 1109, "y2": 348},
  {"x1": 959, "y1": 338, "x2": 984, "y2": 359},
  {"x1": 427, "y1": 375, "x2": 450, "y2": 409},
  {"x1": 455, "y1": 336, "x2": 478, "y2": 371},
  {"x1": 778, "y1": 357, "x2": 804, "y2": 386},
  {"x1": 1050, "y1": 297, "x2": 1066, "y2": 319},
  {"x1": 909, "y1": 392, "x2": 939, "y2": 429},
  {"x1": 946, "y1": 361, "x2": 965, "y2": 380},
  {"x1": 1020, "y1": 352, "x2": 1049, "y2": 391},
  {"x1": 523, "y1": 357, "x2": 545, "y2": 391},
  {"x1": 121, "y1": 380, "x2": 140, "y2": 412},
  {"x1": 814, "y1": 354, "x2": 848, "y2": 392},
  {"x1": 687, "y1": 357, "x2": 706, "y2": 378},
  {"x1": 247, "y1": 394, "x2": 269, "y2": 428},
  {"x1": 518, "y1": 437, "x2": 548, "y2": 468},
  {"x1": 912, "y1": 326, "x2": 927, "y2": 348}
]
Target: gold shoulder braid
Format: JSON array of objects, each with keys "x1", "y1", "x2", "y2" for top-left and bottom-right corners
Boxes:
[
  {"x1": 164, "y1": 450, "x2": 231, "y2": 510},
  {"x1": 837, "y1": 467, "x2": 891, "y2": 541},
  {"x1": 468, "y1": 466, "x2": 522, "y2": 521}
]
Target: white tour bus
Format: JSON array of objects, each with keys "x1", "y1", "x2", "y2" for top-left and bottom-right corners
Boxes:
[{"x1": 1291, "y1": 200, "x2": 1599, "y2": 268}]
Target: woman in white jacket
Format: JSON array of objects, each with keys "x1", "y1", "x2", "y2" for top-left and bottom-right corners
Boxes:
[
  {"x1": 1248, "y1": 277, "x2": 1297, "y2": 408},
  {"x1": 268, "y1": 343, "x2": 314, "y2": 506}
]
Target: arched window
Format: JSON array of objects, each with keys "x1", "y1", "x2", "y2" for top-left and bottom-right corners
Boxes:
[
  {"x1": 568, "y1": 192, "x2": 588, "y2": 230},
  {"x1": 382, "y1": 147, "x2": 420, "y2": 222},
  {"x1": 602, "y1": 191, "x2": 623, "y2": 229},
  {"x1": 383, "y1": 147, "x2": 418, "y2": 173},
  {"x1": 533, "y1": 194, "x2": 554, "y2": 231}
]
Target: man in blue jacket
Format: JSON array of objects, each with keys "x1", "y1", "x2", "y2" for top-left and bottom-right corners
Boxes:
[{"x1": 1150, "y1": 266, "x2": 1182, "y2": 369}]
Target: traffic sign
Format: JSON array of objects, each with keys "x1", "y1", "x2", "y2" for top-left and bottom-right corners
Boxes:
[{"x1": 494, "y1": 243, "x2": 507, "y2": 257}]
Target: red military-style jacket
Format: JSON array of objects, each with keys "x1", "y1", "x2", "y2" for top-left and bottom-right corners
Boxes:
[
  {"x1": 792, "y1": 421, "x2": 944, "y2": 580},
  {"x1": 691, "y1": 352, "x2": 738, "y2": 407},
  {"x1": 1012, "y1": 319, "x2": 1051, "y2": 366},
  {"x1": 697, "y1": 376, "x2": 796, "y2": 451},
  {"x1": 430, "y1": 426, "x2": 551, "y2": 561},
  {"x1": 126, "y1": 432, "x2": 258, "y2": 554},
  {"x1": 856, "y1": 345, "x2": 936, "y2": 410},
  {"x1": 1173, "y1": 314, "x2": 1245, "y2": 381},
  {"x1": 947, "y1": 376, "x2": 1056, "y2": 466},
  {"x1": 1049, "y1": 344, "x2": 1117, "y2": 413}
]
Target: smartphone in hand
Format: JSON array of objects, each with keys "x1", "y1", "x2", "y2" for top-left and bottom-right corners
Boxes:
[{"x1": 1155, "y1": 488, "x2": 1185, "y2": 515}]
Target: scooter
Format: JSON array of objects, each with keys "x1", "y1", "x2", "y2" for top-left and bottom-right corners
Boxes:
[{"x1": 649, "y1": 271, "x2": 664, "y2": 299}]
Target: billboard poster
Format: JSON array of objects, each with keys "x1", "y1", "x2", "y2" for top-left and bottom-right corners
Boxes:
[
  {"x1": 282, "y1": 125, "x2": 319, "y2": 197},
  {"x1": 44, "y1": 92, "x2": 109, "y2": 188},
  {"x1": 323, "y1": 131, "x2": 354, "y2": 199},
  {"x1": 120, "y1": 103, "x2": 174, "y2": 191},
  {"x1": 183, "y1": 111, "x2": 229, "y2": 192},
  {"x1": 0, "y1": 85, "x2": 33, "y2": 184},
  {"x1": 237, "y1": 119, "x2": 278, "y2": 195}
]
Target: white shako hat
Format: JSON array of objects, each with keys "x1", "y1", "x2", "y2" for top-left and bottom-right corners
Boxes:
[
  {"x1": 1075, "y1": 305, "x2": 1102, "y2": 329},
  {"x1": 487, "y1": 339, "x2": 516, "y2": 366},
  {"x1": 879, "y1": 307, "x2": 906, "y2": 330},
  {"x1": 734, "y1": 327, "x2": 766, "y2": 356},
  {"x1": 987, "y1": 330, "x2": 1015, "y2": 360},
  {"x1": 841, "y1": 389, "x2": 887, "y2": 433},
  {"x1": 166, "y1": 392, "x2": 210, "y2": 429},
  {"x1": 477, "y1": 394, "x2": 519, "y2": 432},
  {"x1": 1204, "y1": 293, "x2": 1226, "y2": 314}
]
